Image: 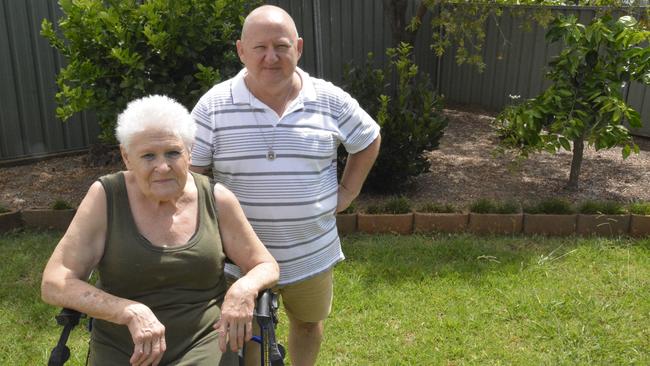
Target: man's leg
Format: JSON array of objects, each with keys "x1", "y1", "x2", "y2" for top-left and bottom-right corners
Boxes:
[
  {"x1": 279, "y1": 270, "x2": 333, "y2": 366},
  {"x1": 287, "y1": 317, "x2": 323, "y2": 366}
]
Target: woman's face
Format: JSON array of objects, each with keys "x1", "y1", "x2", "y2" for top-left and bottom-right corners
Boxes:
[{"x1": 121, "y1": 130, "x2": 191, "y2": 201}]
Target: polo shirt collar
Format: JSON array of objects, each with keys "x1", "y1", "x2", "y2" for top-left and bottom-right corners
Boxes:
[{"x1": 231, "y1": 67, "x2": 317, "y2": 105}]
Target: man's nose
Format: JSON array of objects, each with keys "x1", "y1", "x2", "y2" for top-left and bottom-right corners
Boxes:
[{"x1": 263, "y1": 48, "x2": 279, "y2": 63}]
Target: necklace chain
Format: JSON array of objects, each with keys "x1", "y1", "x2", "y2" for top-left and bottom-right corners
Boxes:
[{"x1": 247, "y1": 72, "x2": 300, "y2": 161}]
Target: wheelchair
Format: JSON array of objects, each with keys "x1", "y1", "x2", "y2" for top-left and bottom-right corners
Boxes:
[{"x1": 48, "y1": 289, "x2": 285, "y2": 366}]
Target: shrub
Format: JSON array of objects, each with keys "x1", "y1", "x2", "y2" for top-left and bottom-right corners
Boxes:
[
  {"x1": 338, "y1": 202, "x2": 357, "y2": 215},
  {"x1": 365, "y1": 196, "x2": 412, "y2": 214},
  {"x1": 416, "y1": 202, "x2": 458, "y2": 213},
  {"x1": 0, "y1": 204, "x2": 9, "y2": 214},
  {"x1": 578, "y1": 200, "x2": 627, "y2": 215},
  {"x1": 628, "y1": 202, "x2": 650, "y2": 215},
  {"x1": 523, "y1": 198, "x2": 575, "y2": 215},
  {"x1": 52, "y1": 200, "x2": 73, "y2": 210},
  {"x1": 470, "y1": 198, "x2": 520, "y2": 214},
  {"x1": 342, "y1": 43, "x2": 447, "y2": 194},
  {"x1": 41, "y1": 0, "x2": 254, "y2": 143}
]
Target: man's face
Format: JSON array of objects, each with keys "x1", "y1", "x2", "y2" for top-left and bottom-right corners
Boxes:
[{"x1": 237, "y1": 18, "x2": 303, "y2": 88}]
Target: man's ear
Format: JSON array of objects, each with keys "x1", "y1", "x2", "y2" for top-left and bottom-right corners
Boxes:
[
  {"x1": 236, "y1": 39, "x2": 245, "y2": 63},
  {"x1": 296, "y1": 37, "x2": 304, "y2": 58}
]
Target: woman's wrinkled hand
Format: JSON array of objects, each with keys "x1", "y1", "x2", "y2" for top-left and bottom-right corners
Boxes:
[
  {"x1": 122, "y1": 303, "x2": 167, "y2": 366},
  {"x1": 213, "y1": 279, "x2": 257, "y2": 352}
]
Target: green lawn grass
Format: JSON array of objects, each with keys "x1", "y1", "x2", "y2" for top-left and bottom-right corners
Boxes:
[{"x1": 1, "y1": 231, "x2": 648, "y2": 365}]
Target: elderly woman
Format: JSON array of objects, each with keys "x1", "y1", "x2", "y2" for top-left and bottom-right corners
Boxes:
[{"x1": 41, "y1": 95, "x2": 279, "y2": 366}]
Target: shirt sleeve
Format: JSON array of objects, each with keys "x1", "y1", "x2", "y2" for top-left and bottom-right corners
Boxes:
[
  {"x1": 190, "y1": 97, "x2": 214, "y2": 167},
  {"x1": 337, "y1": 90, "x2": 380, "y2": 154}
]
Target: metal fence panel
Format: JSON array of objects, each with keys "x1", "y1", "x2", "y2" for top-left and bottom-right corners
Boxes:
[
  {"x1": 0, "y1": 0, "x2": 99, "y2": 162},
  {"x1": 1, "y1": 1, "x2": 649, "y2": 161},
  {"x1": 436, "y1": 6, "x2": 650, "y2": 137}
]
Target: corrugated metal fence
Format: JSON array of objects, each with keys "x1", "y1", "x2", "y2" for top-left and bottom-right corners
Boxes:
[
  {"x1": 0, "y1": 0, "x2": 100, "y2": 162},
  {"x1": 1, "y1": 0, "x2": 649, "y2": 161}
]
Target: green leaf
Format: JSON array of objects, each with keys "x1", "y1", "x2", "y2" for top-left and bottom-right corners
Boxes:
[
  {"x1": 618, "y1": 16, "x2": 637, "y2": 28},
  {"x1": 559, "y1": 137, "x2": 571, "y2": 151},
  {"x1": 622, "y1": 144, "x2": 631, "y2": 158}
]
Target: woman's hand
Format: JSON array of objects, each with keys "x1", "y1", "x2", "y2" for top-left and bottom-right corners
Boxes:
[
  {"x1": 212, "y1": 183, "x2": 279, "y2": 352},
  {"x1": 213, "y1": 278, "x2": 257, "y2": 352},
  {"x1": 122, "y1": 303, "x2": 167, "y2": 366}
]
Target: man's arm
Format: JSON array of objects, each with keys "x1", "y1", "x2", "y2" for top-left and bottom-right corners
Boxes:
[
  {"x1": 337, "y1": 135, "x2": 381, "y2": 212},
  {"x1": 189, "y1": 165, "x2": 210, "y2": 175}
]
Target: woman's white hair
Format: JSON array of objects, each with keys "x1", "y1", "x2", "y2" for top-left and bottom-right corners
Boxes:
[{"x1": 115, "y1": 95, "x2": 196, "y2": 150}]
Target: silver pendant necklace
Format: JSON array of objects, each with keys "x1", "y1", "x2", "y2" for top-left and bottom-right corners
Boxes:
[{"x1": 247, "y1": 73, "x2": 300, "y2": 161}]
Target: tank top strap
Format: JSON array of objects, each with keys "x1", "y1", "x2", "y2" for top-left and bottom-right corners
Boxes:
[{"x1": 191, "y1": 171, "x2": 219, "y2": 222}]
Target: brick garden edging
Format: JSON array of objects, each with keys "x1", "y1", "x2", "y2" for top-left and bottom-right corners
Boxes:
[
  {"x1": 336, "y1": 213, "x2": 648, "y2": 237},
  {"x1": 0, "y1": 209, "x2": 76, "y2": 232},
  {"x1": 1, "y1": 210, "x2": 647, "y2": 237}
]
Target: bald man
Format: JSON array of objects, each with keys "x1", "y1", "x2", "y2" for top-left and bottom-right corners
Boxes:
[{"x1": 191, "y1": 5, "x2": 380, "y2": 365}]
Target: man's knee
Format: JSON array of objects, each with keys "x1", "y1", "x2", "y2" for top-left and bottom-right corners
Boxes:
[{"x1": 290, "y1": 318, "x2": 323, "y2": 337}]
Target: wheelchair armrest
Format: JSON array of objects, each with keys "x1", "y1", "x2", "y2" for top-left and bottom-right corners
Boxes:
[
  {"x1": 254, "y1": 289, "x2": 279, "y2": 324},
  {"x1": 55, "y1": 308, "x2": 84, "y2": 327}
]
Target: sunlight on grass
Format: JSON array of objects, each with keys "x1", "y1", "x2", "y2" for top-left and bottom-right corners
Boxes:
[
  {"x1": 312, "y1": 234, "x2": 650, "y2": 365},
  {"x1": 1, "y1": 231, "x2": 648, "y2": 365}
]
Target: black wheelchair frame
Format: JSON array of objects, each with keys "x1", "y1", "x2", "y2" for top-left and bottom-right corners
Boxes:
[{"x1": 48, "y1": 289, "x2": 285, "y2": 366}]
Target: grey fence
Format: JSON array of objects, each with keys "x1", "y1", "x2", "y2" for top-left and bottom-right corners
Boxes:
[
  {"x1": 0, "y1": 0, "x2": 100, "y2": 162},
  {"x1": 1, "y1": 0, "x2": 649, "y2": 162}
]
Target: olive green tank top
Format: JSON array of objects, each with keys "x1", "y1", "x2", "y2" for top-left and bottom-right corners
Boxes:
[{"x1": 89, "y1": 171, "x2": 229, "y2": 365}]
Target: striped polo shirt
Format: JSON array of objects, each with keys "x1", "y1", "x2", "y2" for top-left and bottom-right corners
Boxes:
[{"x1": 191, "y1": 67, "x2": 380, "y2": 285}]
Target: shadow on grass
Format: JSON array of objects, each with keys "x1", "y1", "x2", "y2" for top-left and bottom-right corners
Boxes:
[{"x1": 339, "y1": 233, "x2": 649, "y2": 288}]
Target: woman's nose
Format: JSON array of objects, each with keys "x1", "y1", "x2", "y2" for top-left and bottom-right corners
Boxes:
[{"x1": 154, "y1": 158, "x2": 171, "y2": 172}]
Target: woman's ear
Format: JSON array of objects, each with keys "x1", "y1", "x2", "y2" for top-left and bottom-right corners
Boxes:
[{"x1": 120, "y1": 145, "x2": 130, "y2": 169}]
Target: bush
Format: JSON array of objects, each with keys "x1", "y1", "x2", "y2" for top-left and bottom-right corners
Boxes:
[
  {"x1": 470, "y1": 198, "x2": 520, "y2": 214},
  {"x1": 629, "y1": 202, "x2": 650, "y2": 216},
  {"x1": 342, "y1": 43, "x2": 447, "y2": 194},
  {"x1": 0, "y1": 204, "x2": 9, "y2": 214},
  {"x1": 52, "y1": 200, "x2": 73, "y2": 210},
  {"x1": 578, "y1": 200, "x2": 627, "y2": 215},
  {"x1": 41, "y1": 0, "x2": 254, "y2": 143},
  {"x1": 416, "y1": 202, "x2": 458, "y2": 213},
  {"x1": 338, "y1": 202, "x2": 357, "y2": 215},
  {"x1": 365, "y1": 196, "x2": 412, "y2": 214},
  {"x1": 523, "y1": 198, "x2": 575, "y2": 214}
]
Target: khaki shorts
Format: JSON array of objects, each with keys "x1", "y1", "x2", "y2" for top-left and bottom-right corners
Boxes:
[
  {"x1": 227, "y1": 269, "x2": 333, "y2": 324},
  {"x1": 277, "y1": 269, "x2": 333, "y2": 323}
]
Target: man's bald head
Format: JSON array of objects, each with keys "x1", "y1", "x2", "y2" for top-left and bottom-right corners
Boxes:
[{"x1": 241, "y1": 5, "x2": 299, "y2": 42}]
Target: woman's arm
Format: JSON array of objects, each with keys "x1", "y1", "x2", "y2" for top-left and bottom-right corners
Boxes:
[
  {"x1": 212, "y1": 183, "x2": 279, "y2": 352},
  {"x1": 41, "y1": 181, "x2": 167, "y2": 366}
]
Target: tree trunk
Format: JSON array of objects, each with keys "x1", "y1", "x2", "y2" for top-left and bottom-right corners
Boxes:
[
  {"x1": 383, "y1": 0, "x2": 429, "y2": 46},
  {"x1": 567, "y1": 137, "x2": 585, "y2": 190}
]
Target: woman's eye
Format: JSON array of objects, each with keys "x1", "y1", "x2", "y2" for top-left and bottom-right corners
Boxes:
[
  {"x1": 141, "y1": 153, "x2": 155, "y2": 160},
  {"x1": 165, "y1": 151, "x2": 181, "y2": 159}
]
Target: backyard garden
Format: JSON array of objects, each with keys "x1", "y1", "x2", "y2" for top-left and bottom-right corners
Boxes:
[
  {"x1": 1, "y1": 1, "x2": 650, "y2": 365},
  {"x1": 1, "y1": 231, "x2": 648, "y2": 364}
]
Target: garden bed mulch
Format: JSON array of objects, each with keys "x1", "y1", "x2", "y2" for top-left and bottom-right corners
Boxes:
[{"x1": 1, "y1": 109, "x2": 649, "y2": 211}]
